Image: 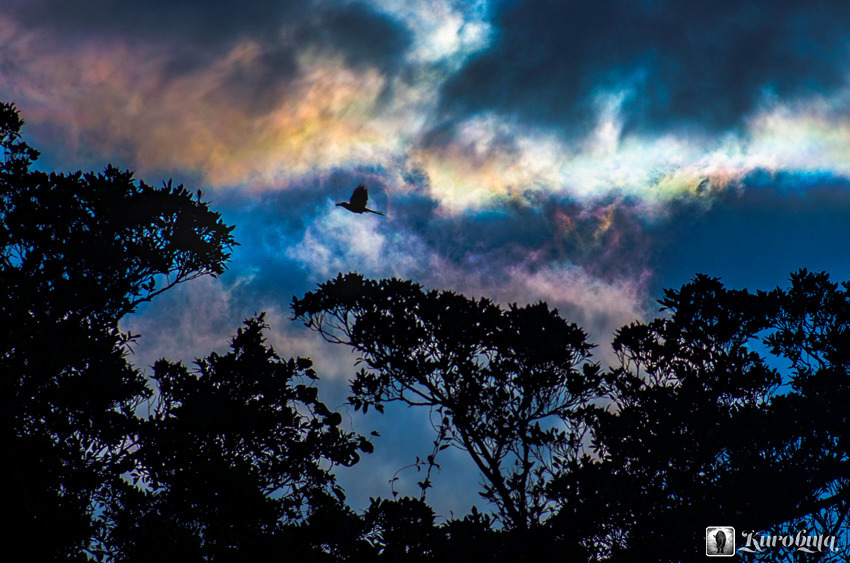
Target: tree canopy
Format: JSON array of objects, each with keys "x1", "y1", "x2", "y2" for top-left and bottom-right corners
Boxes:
[
  {"x1": 292, "y1": 272, "x2": 602, "y2": 530},
  {"x1": 293, "y1": 271, "x2": 850, "y2": 560},
  {"x1": 0, "y1": 101, "x2": 231, "y2": 560},
  {"x1": 552, "y1": 273, "x2": 850, "y2": 561}
]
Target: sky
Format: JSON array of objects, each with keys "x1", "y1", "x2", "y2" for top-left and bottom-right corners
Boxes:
[{"x1": 4, "y1": 0, "x2": 850, "y2": 519}]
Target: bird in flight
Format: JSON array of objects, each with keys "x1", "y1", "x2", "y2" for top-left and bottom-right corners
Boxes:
[{"x1": 336, "y1": 184, "x2": 384, "y2": 216}]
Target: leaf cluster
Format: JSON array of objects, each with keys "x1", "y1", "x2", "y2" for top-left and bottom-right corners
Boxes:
[{"x1": 294, "y1": 272, "x2": 603, "y2": 529}]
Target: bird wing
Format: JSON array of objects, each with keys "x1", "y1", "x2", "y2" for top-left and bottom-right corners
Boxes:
[{"x1": 350, "y1": 184, "x2": 369, "y2": 208}]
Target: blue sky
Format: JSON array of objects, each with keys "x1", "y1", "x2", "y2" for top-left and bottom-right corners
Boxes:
[{"x1": 3, "y1": 0, "x2": 850, "y2": 518}]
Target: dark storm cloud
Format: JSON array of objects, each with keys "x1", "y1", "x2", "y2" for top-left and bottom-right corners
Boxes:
[
  {"x1": 440, "y1": 0, "x2": 850, "y2": 135},
  {"x1": 293, "y1": 4, "x2": 412, "y2": 71},
  {"x1": 8, "y1": 0, "x2": 302, "y2": 45},
  {"x1": 9, "y1": 0, "x2": 412, "y2": 80}
]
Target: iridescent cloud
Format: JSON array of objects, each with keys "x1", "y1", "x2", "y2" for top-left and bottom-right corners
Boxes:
[
  {"x1": 5, "y1": 3, "x2": 850, "y2": 218},
  {"x1": 4, "y1": 0, "x2": 850, "y2": 332}
]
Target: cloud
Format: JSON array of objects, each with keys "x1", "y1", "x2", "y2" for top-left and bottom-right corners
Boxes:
[
  {"x1": 280, "y1": 192, "x2": 651, "y2": 364},
  {"x1": 368, "y1": 0, "x2": 493, "y2": 64},
  {"x1": 293, "y1": 3, "x2": 413, "y2": 72},
  {"x1": 8, "y1": 0, "x2": 412, "y2": 71},
  {"x1": 0, "y1": 1, "x2": 423, "y2": 181},
  {"x1": 119, "y1": 268, "x2": 362, "y2": 384},
  {"x1": 287, "y1": 198, "x2": 437, "y2": 281},
  {"x1": 7, "y1": 0, "x2": 850, "y2": 363},
  {"x1": 120, "y1": 275, "x2": 248, "y2": 370},
  {"x1": 6, "y1": 0, "x2": 850, "y2": 223},
  {"x1": 439, "y1": 0, "x2": 850, "y2": 134},
  {"x1": 8, "y1": 0, "x2": 850, "y2": 348},
  {"x1": 0, "y1": 25, "x2": 398, "y2": 183}
]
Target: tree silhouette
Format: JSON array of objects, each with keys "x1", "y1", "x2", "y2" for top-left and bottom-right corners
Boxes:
[
  {"x1": 293, "y1": 272, "x2": 603, "y2": 530},
  {"x1": 105, "y1": 314, "x2": 372, "y2": 561},
  {"x1": 0, "y1": 101, "x2": 236, "y2": 560},
  {"x1": 757, "y1": 270, "x2": 850, "y2": 562},
  {"x1": 552, "y1": 273, "x2": 850, "y2": 561}
]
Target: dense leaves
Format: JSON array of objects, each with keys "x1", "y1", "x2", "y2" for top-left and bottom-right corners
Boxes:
[
  {"x1": 105, "y1": 314, "x2": 370, "y2": 560},
  {"x1": 293, "y1": 272, "x2": 603, "y2": 530},
  {"x1": 552, "y1": 273, "x2": 850, "y2": 561},
  {"x1": 0, "y1": 101, "x2": 235, "y2": 560},
  {"x1": 295, "y1": 271, "x2": 850, "y2": 560}
]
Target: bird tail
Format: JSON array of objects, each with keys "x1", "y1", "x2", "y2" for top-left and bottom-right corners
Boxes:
[{"x1": 365, "y1": 208, "x2": 384, "y2": 216}]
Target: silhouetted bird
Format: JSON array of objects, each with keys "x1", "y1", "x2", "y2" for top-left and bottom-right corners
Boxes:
[{"x1": 336, "y1": 184, "x2": 384, "y2": 216}]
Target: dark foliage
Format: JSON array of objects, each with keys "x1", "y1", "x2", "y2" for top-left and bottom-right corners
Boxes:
[
  {"x1": 0, "y1": 101, "x2": 236, "y2": 560},
  {"x1": 104, "y1": 314, "x2": 371, "y2": 560},
  {"x1": 293, "y1": 272, "x2": 603, "y2": 530},
  {"x1": 551, "y1": 273, "x2": 850, "y2": 561}
]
